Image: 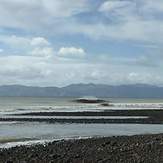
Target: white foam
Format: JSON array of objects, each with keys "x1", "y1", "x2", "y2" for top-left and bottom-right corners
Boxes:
[
  {"x1": 100, "y1": 103, "x2": 163, "y2": 110},
  {"x1": 0, "y1": 139, "x2": 50, "y2": 149},
  {"x1": 0, "y1": 136, "x2": 93, "y2": 149}
]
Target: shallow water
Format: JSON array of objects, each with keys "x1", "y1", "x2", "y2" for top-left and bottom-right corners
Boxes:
[
  {"x1": 1, "y1": 123, "x2": 163, "y2": 148},
  {"x1": 1, "y1": 115, "x2": 148, "y2": 119}
]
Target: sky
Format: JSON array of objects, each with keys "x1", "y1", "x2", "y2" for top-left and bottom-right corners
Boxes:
[{"x1": 0, "y1": 0, "x2": 163, "y2": 86}]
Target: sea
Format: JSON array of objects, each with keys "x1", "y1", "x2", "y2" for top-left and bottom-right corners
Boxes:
[{"x1": 1, "y1": 97, "x2": 163, "y2": 148}]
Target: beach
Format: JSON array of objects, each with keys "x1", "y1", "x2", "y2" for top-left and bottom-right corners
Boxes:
[{"x1": 1, "y1": 133, "x2": 163, "y2": 163}]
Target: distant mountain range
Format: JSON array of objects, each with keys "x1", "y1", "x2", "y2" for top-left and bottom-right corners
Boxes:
[{"x1": 0, "y1": 84, "x2": 163, "y2": 98}]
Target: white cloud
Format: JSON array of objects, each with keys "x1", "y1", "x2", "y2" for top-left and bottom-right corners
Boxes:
[
  {"x1": 58, "y1": 47, "x2": 86, "y2": 58},
  {"x1": 97, "y1": 0, "x2": 163, "y2": 43},
  {"x1": 30, "y1": 47, "x2": 53, "y2": 58},
  {"x1": 0, "y1": 0, "x2": 162, "y2": 45},
  {"x1": 0, "y1": 35, "x2": 30, "y2": 48},
  {"x1": 30, "y1": 37, "x2": 50, "y2": 47},
  {"x1": 0, "y1": 34, "x2": 87, "y2": 59},
  {"x1": 0, "y1": 35, "x2": 54, "y2": 57},
  {"x1": 0, "y1": 53, "x2": 163, "y2": 86},
  {"x1": 60, "y1": 0, "x2": 162, "y2": 45},
  {"x1": 49, "y1": 0, "x2": 162, "y2": 46},
  {"x1": 127, "y1": 72, "x2": 155, "y2": 84},
  {"x1": 99, "y1": 0, "x2": 135, "y2": 14},
  {"x1": 42, "y1": 0, "x2": 88, "y2": 17},
  {"x1": 0, "y1": 35, "x2": 50, "y2": 49}
]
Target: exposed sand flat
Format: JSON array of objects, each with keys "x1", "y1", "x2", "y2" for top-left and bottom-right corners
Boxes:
[{"x1": 3, "y1": 109, "x2": 163, "y2": 124}]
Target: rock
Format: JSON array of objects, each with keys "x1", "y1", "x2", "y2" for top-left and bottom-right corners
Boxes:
[
  {"x1": 6, "y1": 161, "x2": 13, "y2": 163},
  {"x1": 51, "y1": 154, "x2": 61, "y2": 159},
  {"x1": 74, "y1": 154, "x2": 80, "y2": 158},
  {"x1": 101, "y1": 103, "x2": 113, "y2": 107},
  {"x1": 102, "y1": 141, "x2": 110, "y2": 147},
  {"x1": 74, "y1": 97, "x2": 106, "y2": 104}
]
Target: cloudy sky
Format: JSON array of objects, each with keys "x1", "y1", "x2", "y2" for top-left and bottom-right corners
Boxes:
[{"x1": 0, "y1": 0, "x2": 163, "y2": 86}]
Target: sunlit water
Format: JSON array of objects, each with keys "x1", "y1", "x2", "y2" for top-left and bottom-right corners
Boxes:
[{"x1": 1, "y1": 97, "x2": 163, "y2": 148}]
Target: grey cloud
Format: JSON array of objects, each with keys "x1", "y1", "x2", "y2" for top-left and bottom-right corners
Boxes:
[
  {"x1": 0, "y1": 55, "x2": 163, "y2": 86},
  {"x1": 0, "y1": 0, "x2": 163, "y2": 45},
  {"x1": 0, "y1": 0, "x2": 88, "y2": 30}
]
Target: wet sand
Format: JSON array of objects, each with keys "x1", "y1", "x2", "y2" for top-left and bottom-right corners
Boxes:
[
  {"x1": 14, "y1": 109, "x2": 163, "y2": 116},
  {"x1": 1, "y1": 134, "x2": 163, "y2": 163},
  {"x1": 1, "y1": 109, "x2": 163, "y2": 124}
]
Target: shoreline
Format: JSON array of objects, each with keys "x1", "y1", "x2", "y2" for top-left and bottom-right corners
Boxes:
[
  {"x1": 1, "y1": 133, "x2": 163, "y2": 163},
  {"x1": 1, "y1": 109, "x2": 163, "y2": 162}
]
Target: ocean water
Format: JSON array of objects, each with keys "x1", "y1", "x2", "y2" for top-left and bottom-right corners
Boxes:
[
  {"x1": 1, "y1": 97, "x2": 163, "y2": 148},
  {"x1": 1, "y1": 97, "x2": 163, "y2": 114}
]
